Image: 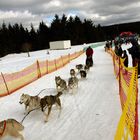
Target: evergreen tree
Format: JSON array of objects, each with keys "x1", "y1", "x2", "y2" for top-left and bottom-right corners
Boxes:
[
  {"x1": 0, "y1": 14, "x2": 140, "y2": 57},
  {"x1": 37, "y1": 21, "x2": 50, "y2": 49},
  {"x1": 29, "y1": 24, "x2": 38, "y2": 51}
]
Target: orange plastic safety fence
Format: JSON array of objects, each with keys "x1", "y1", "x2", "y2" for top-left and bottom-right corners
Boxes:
[
  {"x1": 107, "y1": 49, "x2": 138, "y2": 140},
  {"x1": 0, "y1": 50, "x2": 84, "y2": 97}
]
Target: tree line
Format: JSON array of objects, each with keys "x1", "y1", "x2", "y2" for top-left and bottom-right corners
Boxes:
[{"x1": 0, "y1": 14, "x2": 140, "y2": 57}]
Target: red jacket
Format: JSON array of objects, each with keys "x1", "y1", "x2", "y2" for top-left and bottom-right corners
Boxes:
[{"x1": 86, "y1": 47, "x2": 93, "y2": 57}]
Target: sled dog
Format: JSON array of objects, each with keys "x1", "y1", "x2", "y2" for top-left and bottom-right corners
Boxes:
[
  {"x1": 68, "y1": 76, "x2": 78, "y2": 92},
  {"x1": 19, "y1": 93, "x2": 41, "y2": 114},
  {"x1": 40, "y1": 92, "x2": 63, "y2": 122},
  {"x1": 0, "y1": 118, "x2": 24, "y2": 140},
  {"x1": 70, "y1": 69, "x2": 76, "y2": 77},
  {"x1": 55, "y1": 76, "x2": 67, "y2": 92},
  {"x1": 75, "y1": 64, "x2": 83, "y2": 71},
  {"x1": 84, "y1": 64, "x2": 90, "y2": 72},
  {"x1": 80, "y1": 70, "x2": 87, "y2": 78}
]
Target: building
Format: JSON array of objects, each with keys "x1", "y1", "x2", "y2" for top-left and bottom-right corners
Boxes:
[{"x1": 49, "y1": 40, "x2": 71, "y2": 50}]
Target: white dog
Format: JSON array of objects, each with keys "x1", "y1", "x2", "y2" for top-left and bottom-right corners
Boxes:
[{"x1": 19, "y1": 93, "x2": 41, "y2": 114}]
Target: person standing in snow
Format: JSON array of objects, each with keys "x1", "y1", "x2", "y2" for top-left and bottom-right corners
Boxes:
[
  {"x1": 114, "y1": 42, "x2": 119, "y2": 56},
  {"x1": 117, "y1": 44, "x2": 123, "y2": 57},
  {"x1": 127, "y1": 39, "x2": 140, "y2": 77},
  {"x1": 85, "y1": 46, "x2": 94, "y2": 67},
  {"x1": 122, "y1": 50, "x2": 128, "y2": 67}
]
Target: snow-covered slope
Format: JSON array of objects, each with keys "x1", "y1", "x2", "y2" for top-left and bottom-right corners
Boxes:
[{"x1": 0, "y1": 45, "x2": 122, "y2": 140}]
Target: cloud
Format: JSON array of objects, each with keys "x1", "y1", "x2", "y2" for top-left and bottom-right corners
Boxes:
[
  {"x1": 0, "y1": 0, "x2": 140, "y2": 29},
  {"x1": 0, "y1": 10, "x2": 42, "y2": 29}
]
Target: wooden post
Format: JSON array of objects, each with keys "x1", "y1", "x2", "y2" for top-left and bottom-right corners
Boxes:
[
  {"x1": 134, "y1": 88, "x2": 138, "y2": 140},
  {"x1": 55, "y1": 59, "x2": 57, "y2": 70},
  {"x1": 36, "y1": 60, "x2": 41, "y2": 78},
  {"x1": 134, "y1": 64, "x2": 138, "y2": 140},
  {"x1": 1, "y1": 72, "x2": 10, "y2": 95}
]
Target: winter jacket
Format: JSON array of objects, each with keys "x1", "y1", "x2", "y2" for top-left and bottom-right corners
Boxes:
[{"x1": 86, "y1": 47, "x2": 93, "y2": 57}]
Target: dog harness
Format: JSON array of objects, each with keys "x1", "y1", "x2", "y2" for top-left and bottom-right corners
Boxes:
[{"x1": 0, "y1": 120, "x2": 6, "y2": 136}]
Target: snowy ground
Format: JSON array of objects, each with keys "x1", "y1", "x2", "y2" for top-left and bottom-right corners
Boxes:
[
  {"x1": 0, "y1": 43, "x2": 139, "y2": 140},
  {"x1": 0, "y1": 44, "x2": 89, "y2": 73}
]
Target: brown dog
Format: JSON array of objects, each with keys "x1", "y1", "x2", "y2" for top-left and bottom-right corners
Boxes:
[
  {"x1": 55, "y1": 76, "x2": 67, "y2": 92},
  {"x1": 80, "y1": 70, "x2": 87, "y2": 78},
  {"x1": 40, "y1": 92, "x2": 63, "y2": 122},
  {"x1": 0, "y1": 118, "x2": 24, "y2": 140},
  {"x1": 84, "y1": 64, "x2": 90, "y2": 72}
]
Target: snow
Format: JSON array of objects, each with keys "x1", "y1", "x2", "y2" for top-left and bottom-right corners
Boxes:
[
  {"x1": 0, "y1": 44, "x2": 88, "y2": 73},
  {"x1": 0, "y1": 43, "x2": 139, "y2": 140}
]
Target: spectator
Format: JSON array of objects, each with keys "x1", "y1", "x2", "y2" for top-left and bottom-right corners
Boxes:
[
  {"x1": 104, "y1": 41, "x2": 110, "y2": 51},
  {"x1": 122, "y1": 50, "x2": 128, "y2": 67},
  {"x1": 127, "y1": 39, "x2": 140, "y2": 77},
  {"x1": 85, "y1": 46, "x2": 94, "y2": 67},
  {"x1": 117, "y1": 44, "x2": 123, "y2": 57},
  {"x1": 114, "y1": 42, "x2": 119, "y2": 56},
  {"x1": 109, "y1": 40, "x2": 113, "y2": 48}
]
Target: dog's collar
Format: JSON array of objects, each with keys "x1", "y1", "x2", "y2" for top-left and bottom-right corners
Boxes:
[{"x1": 0, "y1": 120, "x2": 6, "y2": 136}]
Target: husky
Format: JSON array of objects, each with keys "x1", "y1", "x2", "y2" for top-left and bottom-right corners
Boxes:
[
  {"x1": 55, "y1": 76, "x2": 67, "y2": 92},
  {"x1": 70, "y1": 69, "x2": 76, "y2": 77},
  {"x1": 84, "y1": 64, "x2": 90, "y2": 72},
  {"x1": 80, "y1": 70, "x2": 87, "y2": 78},
  {"x1": 75, "y1": 64, "x2": 83, "y2": 71},
  {"x1": 0, "y1": 119, "x2": 24, "y2": 140},
  {"x1": 19, "y1": 93, "x2": 41, "y2": 114},
  {"x1": 68, "y1": 76, "x2": 78, "y2": 93},
  {"x1": 40, "y1": 92, "x2": 63, "y2": 122}
]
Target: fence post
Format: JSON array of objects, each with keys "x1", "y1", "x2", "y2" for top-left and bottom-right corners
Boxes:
[
  {"x1": 1, "y1": 72, "x2": 10, "y2": 95},
  {"x1": 55, "y1": 59, "x2": 57, "y2": 70},
  {"x1": 134, "y1": 90, "x2": 138, "y2": 140},
  {"x1": 36, "y1": 60, "x2": 41, "y2": 78},
  {"x1": 134, "y1": 65, "x2": 138, "y2": 140}
]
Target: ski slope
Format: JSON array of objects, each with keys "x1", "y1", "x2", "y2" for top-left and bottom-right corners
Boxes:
[{"x1": 0, "y1": 44, "x2": 139, "y2": 140}]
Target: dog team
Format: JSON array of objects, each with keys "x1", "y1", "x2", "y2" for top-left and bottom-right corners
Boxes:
[
  {"x1": 0, "y1": 47, "x2": 93, "y2": 140},
  {"x1": 19, "y1": 63, "x2": 91, "y2": 123}
]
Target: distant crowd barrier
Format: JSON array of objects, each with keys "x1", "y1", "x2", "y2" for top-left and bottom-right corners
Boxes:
[
  {"x1": 0, "y1": 50, "x2": 84, "y2": 97},
  {"x1": 108, "y1": 49, "x2": 138, "y2": 140}
]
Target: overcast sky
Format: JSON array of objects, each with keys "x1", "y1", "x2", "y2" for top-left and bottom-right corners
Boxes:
[{"x1": 0, "y1": 0, "x2": 140, "y2": 29}]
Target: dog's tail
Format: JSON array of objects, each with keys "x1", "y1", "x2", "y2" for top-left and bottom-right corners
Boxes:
[
  {"x1": 56, "y1": 92, "x2": 63, "y2": 98},
  {"x1": 36, "y1": 88, "x2": 47, "y2": 96}
]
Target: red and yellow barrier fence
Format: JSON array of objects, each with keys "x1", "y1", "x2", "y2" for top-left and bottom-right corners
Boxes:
[
  {"x1": 0, "y1": 50, "x2": 84, "y2": 97},
  {"x1": 108, "y1": 49, "x2": 138, "y2": 140}
]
